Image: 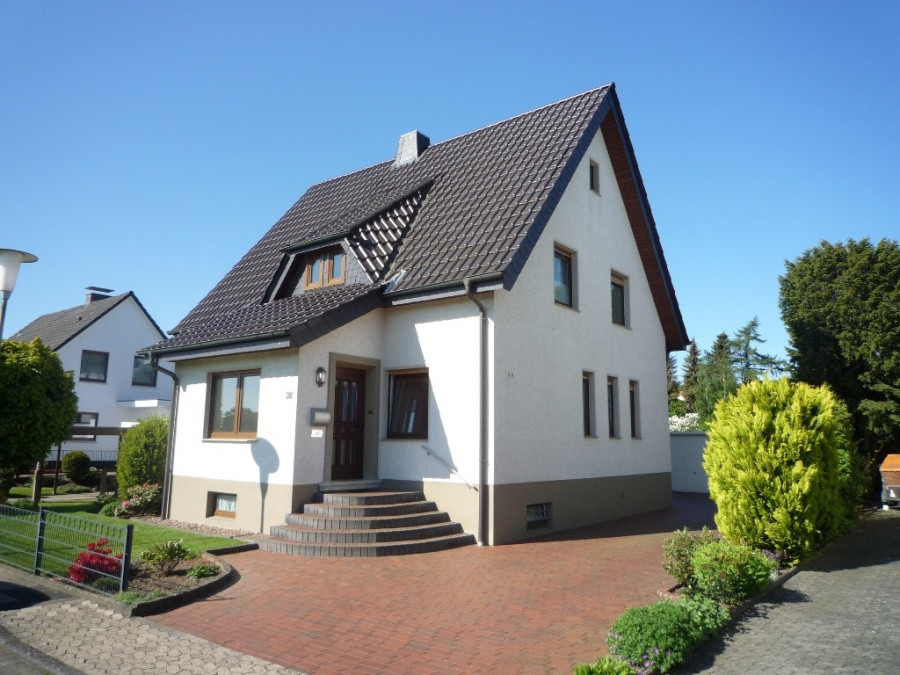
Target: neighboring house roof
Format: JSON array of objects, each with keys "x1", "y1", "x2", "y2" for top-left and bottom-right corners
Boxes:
[
  {"x1": 151, "y1": 83, "x2": 688, "y2": 356},
  {"x1": 10, "y1": 292, "x2": 165, "y2": 351}
]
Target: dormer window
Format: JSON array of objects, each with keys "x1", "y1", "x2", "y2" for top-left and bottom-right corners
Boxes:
[{"x1": 305, "y1": 248, "x2": 346, "y2": 290}]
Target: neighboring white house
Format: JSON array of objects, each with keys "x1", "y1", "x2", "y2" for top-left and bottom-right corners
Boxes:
[
  {"x1": 10, "y1": 289, "x2": 172, "y2": 465},
  {"x1": 146, "y1": 84, "x2": 689, "y2": 545}
]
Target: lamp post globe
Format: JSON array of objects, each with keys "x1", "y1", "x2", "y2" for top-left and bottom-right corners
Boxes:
[{"x1": 0, "y1": 248, "x2": 38, "y2": 340}]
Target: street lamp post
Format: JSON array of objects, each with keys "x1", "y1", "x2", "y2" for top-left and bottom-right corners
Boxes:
[{"x1": 0, "y1": 248, "x2": 38, "y2": 340}]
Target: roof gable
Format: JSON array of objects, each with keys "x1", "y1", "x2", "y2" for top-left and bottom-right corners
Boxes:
[{"x1": 9, "y1": 292, "x2": 165, "y2": 351}]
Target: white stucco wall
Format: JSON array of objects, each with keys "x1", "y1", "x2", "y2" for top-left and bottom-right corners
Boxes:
[
  {"x1": 492, "y1": 127, "x2": 671, "y2": 485},
  {"x1": 56, "y1": 297, "x2": 172, "y2": 460},
  {"x1": 378, "y1": 297, "x2": 487, "y2": 491}
]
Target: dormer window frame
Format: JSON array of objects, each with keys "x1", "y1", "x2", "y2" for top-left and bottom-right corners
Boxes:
[{"x1": 304, "y1": 247, "x2": 346, "y2": 290}]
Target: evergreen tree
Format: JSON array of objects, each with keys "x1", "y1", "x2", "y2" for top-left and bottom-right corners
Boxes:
[
  {"x1": 695, "y1": 333, "x2": 737, "y2": 423},
  {"x1": 681, "y1": 339, "x2": 701, "y2": 413},
  {"x1": 730, "y1": 316, "x2": 787, "y2": 384},
  {"x1": 667, "y1": 354, "x2": 686, "y2": 416},
  {"x1": 779, "y1": 238, "x2": 900, "y2": 461}
]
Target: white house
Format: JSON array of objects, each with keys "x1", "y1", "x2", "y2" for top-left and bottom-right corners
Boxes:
[
  {"x1": 11, "y1": 289, "x2": 172, "y2": 465},
  {"x1": 146, "y1": 84, "x2": 688, "y2": 547}
]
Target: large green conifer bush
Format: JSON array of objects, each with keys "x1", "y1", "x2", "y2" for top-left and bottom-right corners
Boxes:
[
  {"x1": 703, "y1": 378, "x2": 854, "y2": 563},
  {"x1": 117, "y1": 415, "x2": 168, "y2": 500}
]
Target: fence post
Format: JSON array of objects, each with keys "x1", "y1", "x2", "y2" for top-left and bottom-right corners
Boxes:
[
  {"x1": 120, "y1": 523, "x2": 134, "y2": 593},
  {"x1": 33, "y1": 509, "x2": 47, "y2": 575}
]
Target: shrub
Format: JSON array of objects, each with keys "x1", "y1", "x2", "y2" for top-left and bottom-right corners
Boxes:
[
  {"x1": 117, "y1": 416, "x2": 168, "y2": 500},
  {"x1": 10, "y1": 498, "x2": 37, "y2": 511},
  {"x1": 99, "y1": 502, "x2": 118, "y2": 517},
  {"x1": 68, "y1": 538, "x2": 123, "y2": 585},
  {"x1": 607, "y1": 596, "x2": 728, "y2": 673},
  {"x1": 186, "y1": 561, "x2": 221, "y2": 579},
  {"x1": 140, "y1": 539, "x2": 190, "y2": 575},
  {"x1": 690, "y1": 540, "x2": 777, "y2": 606},
  {"x1": 573, "y1": 655, "x2": 635, "y2": 674},
  {"x1": 662, "y1": 527, "x2": 718, "y2": 590},
  {"x1": 114, "y1": 482, "x2": 162, "y2": 517},
  {"x1": 703, "y1": 378, "x2": 855, "y2": 563},
  {"x1": 61, "y1": 451, "x2": 92, "y2": 485}
]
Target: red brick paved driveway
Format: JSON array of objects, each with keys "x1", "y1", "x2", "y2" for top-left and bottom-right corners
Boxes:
[{"x1": 151, "y1": 494, "x2": 715, "y2": 674}]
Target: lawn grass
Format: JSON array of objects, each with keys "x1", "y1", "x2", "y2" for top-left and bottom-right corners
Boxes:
[{"x1": 2, "y1": 500, "x2": 246, "y2": 561}]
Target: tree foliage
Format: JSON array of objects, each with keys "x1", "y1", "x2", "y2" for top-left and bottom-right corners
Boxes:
[
  {"x1": 730, "y1": 316, "x2": 787, "y2": 384},
  {"x1": 0, "y1": 339, "x2": 78, "y2": 471},
  {"x1": 694, "y1": 333, "x2": 737, "y2": 423},
  {"x1": 117, "y1": 415, "x2": 169, "y2": 499},
  {"x1": 681, "y1": 339, "x2": 700, "y2": 414},
  {"x1": 779, "y1": 238, "x2": 900, "y2": 461},
  {"x1": 704, "y1": 378, "x2": 856, "y2": 563},
  {"x1": 667, "y1": 354, "x2": 686, "y2": 416}
]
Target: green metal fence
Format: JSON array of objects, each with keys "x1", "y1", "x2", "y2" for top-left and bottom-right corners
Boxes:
[{"x1": 0, "y1": 505, "x2": 133, "y2": 595}]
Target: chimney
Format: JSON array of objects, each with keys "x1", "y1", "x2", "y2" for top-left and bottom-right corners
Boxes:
[
  {"x1": 394, "y1": 130, "x2": 430, "y2": 167},
  {"x1": 85, "y1": 286, "x2": 114, "y2": 303}
]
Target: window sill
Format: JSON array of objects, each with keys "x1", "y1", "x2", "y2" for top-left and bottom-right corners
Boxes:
[{"x1": 202, "y1": 437, "x2": 256, "y2": 444}]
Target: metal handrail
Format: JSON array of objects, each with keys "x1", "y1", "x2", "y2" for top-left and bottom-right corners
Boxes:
[{"x1": 421, "y1": 445, "x2": 478, "y2": 491}]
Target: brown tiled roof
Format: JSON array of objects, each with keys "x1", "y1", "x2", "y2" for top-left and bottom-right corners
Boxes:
[
  {"x1": 146, "y1": 284, "x2": 382, "y2": 354},
  {"x1": 156, "y1": 84, "x2": 687, "y2": 354},
  {"x1": 10, "y1": 292, "x2": 164, "y2": 351}
]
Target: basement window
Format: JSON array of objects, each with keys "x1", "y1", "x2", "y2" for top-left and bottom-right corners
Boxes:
[
  {"x1": 526, "y1": 502, "x2": 551, "y2": 530},
  {"x1": 208, "y1": 492, "x2": 237, "y2": 518}
]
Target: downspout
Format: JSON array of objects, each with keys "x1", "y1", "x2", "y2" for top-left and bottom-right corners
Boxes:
[
  {"x1": 463, "y1": 279, "x2": 489, "y2": 546},
  {"x1": 150, "y1": 354, "x2": 179, "y2": 520}
]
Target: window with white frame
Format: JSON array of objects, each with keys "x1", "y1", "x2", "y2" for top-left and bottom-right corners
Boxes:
[{"x1": 72, "y1": 412, "x2": 98, "y2": 441}]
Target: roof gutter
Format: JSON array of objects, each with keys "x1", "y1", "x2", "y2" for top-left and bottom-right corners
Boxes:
[
  {"x1": 463, "y1": 277, "x2": 490, "y2": 546},
  {"x1": 386, "y1": 272, "x2": 504, "y2": 307}
]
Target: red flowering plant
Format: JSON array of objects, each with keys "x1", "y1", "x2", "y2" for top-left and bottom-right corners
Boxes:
[{"x1": 68, "y1": 537, "x2": 123, "y2": 585}]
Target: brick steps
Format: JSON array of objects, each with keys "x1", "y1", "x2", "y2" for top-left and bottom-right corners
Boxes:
[{"x1": 257, "y1": 490, "x2": 476, "y2": 557}]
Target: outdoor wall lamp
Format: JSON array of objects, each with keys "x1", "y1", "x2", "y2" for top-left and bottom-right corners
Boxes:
[
  {"x1": 315, "y1": 366, "x2": 327, "y2": 387},
  {"x1": 0, "y1": 248, "x2": 38, "y2": 340}
]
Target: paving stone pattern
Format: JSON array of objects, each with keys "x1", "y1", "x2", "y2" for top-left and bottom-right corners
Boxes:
[
  {"x1": 0, "y1": 597, "x2": 301, "y2": 674},
  {"x1": 684, "y1": 508, "x2": 900, "y2": 674}
]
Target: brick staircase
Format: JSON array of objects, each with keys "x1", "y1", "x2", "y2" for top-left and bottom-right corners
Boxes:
[{"x1": 257, "y1": 489, "x2": 476, "y2": 557}]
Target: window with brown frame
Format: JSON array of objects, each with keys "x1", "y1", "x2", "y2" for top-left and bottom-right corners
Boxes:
[
  {"x1": 207, "y1": 370, "x2": 261, "y2": 439},
  {"x1": 611, "y1": 271, "x2": 628, "y2": 326},
  {"x1": 387, "y1": 369, "x2": 429, "y2": 439},
  {"x1": 554, "y1": 245, "x2": 575, "y2": 308},
  {"x1": 207, "y1": 492, "x2": 237, "y2": 518},
  {"x1": 305, "y1": 247, "x2": 346, "y2": 289}
]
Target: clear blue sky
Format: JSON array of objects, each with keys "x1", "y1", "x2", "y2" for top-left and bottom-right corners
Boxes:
[{"x1": 2, "y1": 1, "x2": 898, "y2": 370}]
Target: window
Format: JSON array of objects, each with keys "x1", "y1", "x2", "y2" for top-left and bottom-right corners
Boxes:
[
  {"x1": 526, "y1": 502, "x2": 551, "y2": 530},
  {"x1": 554, "y1": 246, "x2": 575, "y2": 307},
  {"x1": 611, "y1": 272, "x2": 628, "y2": 326},
  {"x1": 589, "y1": 160, "x2": 600, "y2": 193},
  {"x1": 582, "y1": 371, "x2": 596, "y2": 437},
  {"x1": 607, "y1": 376, "x2": 619, "y2": 438},
  {"x1": 207, "y1": 370, "x2": 260, "y2": 439},
  {"x1": 208, "y1": 492, "x2": 237, "y2": 518},
  {"x1": 388, "y1": 370, "x2": 429, "y2": 439},
  {"x1": 132, "y1": 354, "x2": 157, "y2": 387},
  {"x1": 305, "y1": 247, "x2": 346, "y2": 289},
  {"x1": 72, "y1": 412, "x2": 98, "y2": 441},
  {"x1": 80, "y1": 350, "x2": 109, "y2": 382},
  {"x1": 629, "y1": 380, "x2": 641, "y2": 438}
]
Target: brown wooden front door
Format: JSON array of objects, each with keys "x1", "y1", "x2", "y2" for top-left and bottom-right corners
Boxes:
[{"x1": 331, "y1": 367, "x2": 366, "y2": 480}]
